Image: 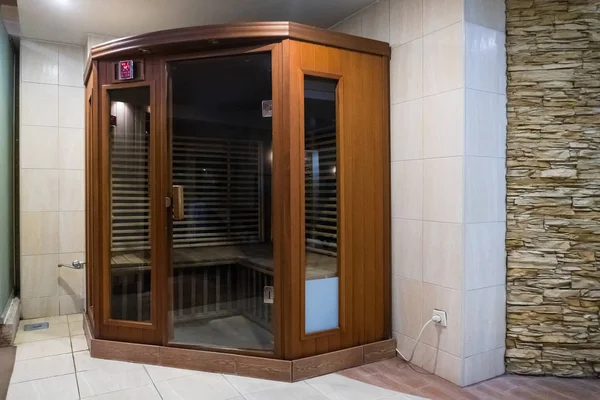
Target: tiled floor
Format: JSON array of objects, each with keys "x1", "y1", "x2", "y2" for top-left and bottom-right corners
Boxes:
[
  {"x1": 7, "y1": 314, "x2": 422, "y2": 400},
  {"x1": 11, "y1": 315, "x2": 599, "y2": 400},
  {"x1": 340, "y1": 356, "x2": 600, "y2": 400}
]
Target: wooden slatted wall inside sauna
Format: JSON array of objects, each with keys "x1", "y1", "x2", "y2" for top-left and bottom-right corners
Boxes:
[
  {"x1": 111, "y1": 129, "x2": 264, "y2": 255},
  {"x1": 305, "y1": 127, "x2": 337, "y2": 257},
  {"x1": 172, "y1": 135, "x2": 263, "y2": 248}
]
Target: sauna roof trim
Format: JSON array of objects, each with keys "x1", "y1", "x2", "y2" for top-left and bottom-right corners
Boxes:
[{"x1": 84, "y1": 21, "x2": 391, "y2": 83}]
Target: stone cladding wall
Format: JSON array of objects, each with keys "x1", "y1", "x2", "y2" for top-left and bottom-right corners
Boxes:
[{"x1": 506, "y1": 0, "x2": 600, "y2": 376}]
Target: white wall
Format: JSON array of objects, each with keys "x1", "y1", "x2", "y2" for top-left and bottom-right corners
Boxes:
[
  {"x1": 19, "y1": 39, "x2": 85, "y2": 318},
  {"x1": 331, "y1": 0, "x2": 506, "y2": 386}
]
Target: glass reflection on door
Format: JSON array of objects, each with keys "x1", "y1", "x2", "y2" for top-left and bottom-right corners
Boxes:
[{"x1": 168, "y1": 53, "x2": 274, "y2": 351}]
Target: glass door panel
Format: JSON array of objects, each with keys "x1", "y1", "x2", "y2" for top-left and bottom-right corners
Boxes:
[
  {"x1": 168, "y1": 53, "x2": 274, "y2": 351},
  {"x1": 107, "y1": 86, "x2": 152, "y2": 322},
  {"x1": 303, "y1": 76, "x2": 339, "y2": 334}
]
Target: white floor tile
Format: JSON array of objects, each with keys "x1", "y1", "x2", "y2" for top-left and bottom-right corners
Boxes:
[
  {"x1": 67, "y1": 313, "x2": 83, "y2": 322},
  {"x1": 7, "y1": 373, "x2": 79, "y2": 400},
  {"x1": 77, "y1": 366, "x2": 152, "y2": 398},
  {"x1": 305, "y1": 373, "x2": 397, "y2": 400},
  {"x1": 14, "y1": 323, "x2": 70, "y2": 344},
  {"x1": 144, "y1": 364, "x2": 198, "y2": 383},
  {"x1": 19, "y1": 316, "x2": 68, "y2": 328},
  {"x1": 71, "y1": 335, "x2": 89, "y2": 352},
  {"x1": 68, "y1": 320, "x2": 84, "y2": 336},
  {"x1": 15, "y1": 337, "x2": 72, "y2": 361},
  {"x1": 155, "y1": 372, "x2": 241, "y2": 400},
  {"x1": 10, "y1": 353, "x2": 75, "y2": 383},
  {"x1": 74, "y1": 350, "x2": 139, "y2": 372},
  {"x1": 82, "y1": 384, "x2": 162, "y2": 399},
  {"x1": 224, "y1": 374, "x2": 291, "y2": 394},
  {"x1": 243, "y1": 381, "x2": 328, "y2": 400}
]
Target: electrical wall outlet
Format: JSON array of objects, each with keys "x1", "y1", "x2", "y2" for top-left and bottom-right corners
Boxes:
[{"x1": 433, "y1": 309, "x2": 448, "y2": 327}]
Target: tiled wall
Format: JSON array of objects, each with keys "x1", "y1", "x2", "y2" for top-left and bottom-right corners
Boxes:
[
  {"x1": 19, "y1": 39, "x2": 85, "y2": 318},
  {"x1": 331, "y1": 0, "x2": 506, "y2": 386},
  {"x1": 86, "y1": 34, "x2": 116, "y2": 57}
]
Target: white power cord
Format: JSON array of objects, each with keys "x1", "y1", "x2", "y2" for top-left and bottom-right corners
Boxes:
[{"x1": 396, "y1": 315, "x2": 442, "y2": 363}]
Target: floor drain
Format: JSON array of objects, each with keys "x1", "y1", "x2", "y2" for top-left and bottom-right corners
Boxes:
[{"x1": 23, "y1": 322, "x2": 49, "y2": 331}]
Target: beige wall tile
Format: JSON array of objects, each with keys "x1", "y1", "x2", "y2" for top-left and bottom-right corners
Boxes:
[
  {"x1": 392, "y1": 276, "x2": 423, "y2": 339},
  {"x1": 58, "y1": 86, "x2": 84, "y2": 128},
  {"x1": 59, "y1": 170, "x2": 84, "y2": 211},
  {"x1": 333, "y1": 15, "x2": 362, "y2": 36},
  {"x1": 423, "y1": 89, "x2": 465, "y2": 158},
  {"x1": 21, "y1": 212, "x2": 59, "y2": 255},
  {"x1": 58, "y1": 211, "x2": 85, "y2": 253},
  {"x1": 464, "y1": 285, "x2": 506, "y2": 357},
  {"x1": 20, "y1": 169, "x2": 59, "y2": 212},
  {"x1": 423, "y1": 0, "x2": 463, "y2": 34},
  {"x1": 465, "y1": 0, "x2": 505, "y2": 32},
  {"x1": 465, "y1": 222, "x2": 506, "y2": 290},
  {"x1": 464, "y1": 156, "x2": 506, "y2": 223},
  {"x1": 465, "y1": 22, "x2": 506, "y2": 94},
  {"x1": 393, "y1": 332, "x2": 416, "y2": 361},
  {"x1": 391, "y1": 39, "x2": 423, "y2": 104},
  {"x1": 58, "y1": 44, "x2": 84, "y2": 87},
  {"x1": 58, "y1": 253, "x2": 85, "y2": 296},
  {"x1": 361, "y1": 0, "x2": 390, "y2": 42},
  {"x1": 417, "y1": 343, "x2": 463, "y2": 385},
  {"x1": 390, "y1": 0, "x2": 423, "y2": 46},
  {"x1": 465, "y1": 89, "x2": 506, "y2": 158},
  {"x1": 21, "y1": 296, "x2": 60, "y2": 319},
  {"x1": 423, "y1": 22, "x2": 464, "y2": 96},
  {"x1": 392, "y1": 218, "x2": 423, "y2": 281},
  {"x1": 21, "y1": 82, "x2": 58, "y2": 127},
  {"x1": 59, "y1": 294, "x2": 83, "y2": 316},
  {"x1": 20, "y1": 125, "x2": 59, "y2": 169},
  {"x1": 423, "y1": 222, "x2": 463, "y2": 290},
  {"x1": 391, "y1": 160, "x2": 423, "y2": 220},
  {"x1": 391, "y1": 99, "x2": 423, "y2": 161},
  {"x1": 87, "y1": 34, "x2": 117, "y2": 57},
  {"x1": 421, "y1": 283, "x2": 463, "y2": 357},
  {"x1": 423, "y1": 157, "x2": 463, "y2": 223},
  {"x1": 20, "y1": 254, "x2": 59, "y2": 299},
  {"x1": 463, "y1": 347, "x2": 505, "y2": 386},
  {"x1": 20, "y1": 40, "x2": 58, "y2": 85},
  {"x1": 58, "y1": 127, "x2": 84, "y2": 170}
]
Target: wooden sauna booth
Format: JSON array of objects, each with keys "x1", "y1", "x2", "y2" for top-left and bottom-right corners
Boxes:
[{"x1": 83, "y1": 22, "x2": 393, "y2": 381}]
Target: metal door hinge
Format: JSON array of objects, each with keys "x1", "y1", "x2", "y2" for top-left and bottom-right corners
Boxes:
[{"x1": 264, "y1": 286, "x2": 274, "y2": 304}]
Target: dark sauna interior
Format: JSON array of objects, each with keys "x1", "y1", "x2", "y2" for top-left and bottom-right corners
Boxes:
[{"x1": 108, "y1": 52, "x2": 338, "y2": 351}]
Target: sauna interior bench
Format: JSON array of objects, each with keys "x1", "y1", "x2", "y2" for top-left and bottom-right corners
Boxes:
[{"x1": 110, "y1": 244, "x2": 337, "y2": 280}]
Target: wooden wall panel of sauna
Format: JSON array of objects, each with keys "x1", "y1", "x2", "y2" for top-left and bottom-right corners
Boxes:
[{"x1": 284, "y1": 40, "x2": 390, "y2": 359}]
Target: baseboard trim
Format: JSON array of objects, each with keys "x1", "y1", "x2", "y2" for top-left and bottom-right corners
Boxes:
[{"x1": 83, "y1": 313, "x2": 396, "y2": 381}]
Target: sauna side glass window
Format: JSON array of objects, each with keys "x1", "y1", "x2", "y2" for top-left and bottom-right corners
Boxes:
[
  {"x1": 108, "y1": 86, "x2": 151, "y2": 322},
  {"x1": 304, "y1": 76, "x2": 339, "y2": 334}
]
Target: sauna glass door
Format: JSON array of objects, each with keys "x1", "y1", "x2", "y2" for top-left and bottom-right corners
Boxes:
[{"x1": 167, "y1": 53, "x2": 275, "y2": 352}]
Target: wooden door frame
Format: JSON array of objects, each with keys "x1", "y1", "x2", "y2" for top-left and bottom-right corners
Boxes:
[
  {"x1": 97, "y1": 73, "x2": 162, "y2": 344},
  {"x1": 157, "y1": 42, "x2": 286, "y2": 359}
]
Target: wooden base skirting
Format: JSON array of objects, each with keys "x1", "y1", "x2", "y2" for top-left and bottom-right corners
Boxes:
[{"x1": 83, "y1": 314, "x2": 396, "y2": 382}]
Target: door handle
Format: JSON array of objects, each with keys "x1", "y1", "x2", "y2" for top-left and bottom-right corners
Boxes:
[
  {"x1": 58, "y1": 260, "x2": 86, "y2": 270},
  {"x1": 173, "y1": 185, "x2": 185, "y2": 221}
]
